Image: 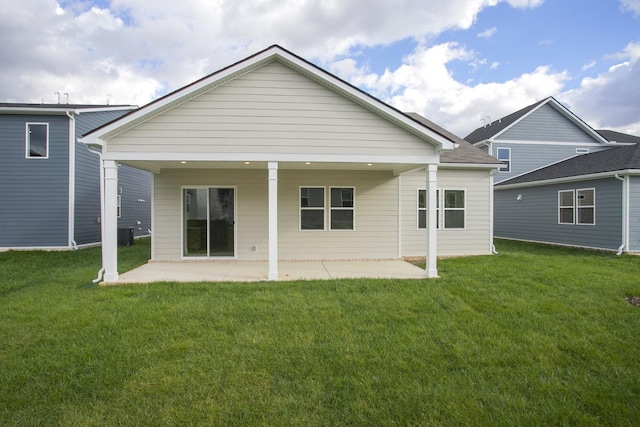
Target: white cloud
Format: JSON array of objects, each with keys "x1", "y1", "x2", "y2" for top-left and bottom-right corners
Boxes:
[
  {"x1": 620, "y1": 0, "x2": 640, "y2": 16},
  {"x1": 559, "y1": 42, "x2": 640, "y2": 135},
  {"x1": 478, "y1": 27, "x2": 497, "y2": 38},
  {"x1": 347, "y1": 42, "x2": 568, "y2": 136}
]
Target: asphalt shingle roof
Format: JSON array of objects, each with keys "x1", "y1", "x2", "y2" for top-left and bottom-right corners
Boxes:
[
  {"x1": 496, "y1": 143, "x2": 640, "y2": 186},
  {"x1": 463, "y1": 98, "x2": 548, "y2": 143},
  {"x1": 597, "y1": 129, "x2": 640, "y2": 144},
  {"x1": 406, "y1": 113, "x2": 502, "y2": 165}
]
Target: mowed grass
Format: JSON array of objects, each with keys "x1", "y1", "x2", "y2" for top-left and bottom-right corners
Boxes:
[{"x1": 1, "y1": 238, "x2": 639, "y2": 426}]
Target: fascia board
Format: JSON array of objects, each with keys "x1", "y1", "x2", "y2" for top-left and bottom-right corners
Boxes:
[{"x1": 494, "y1": 170, "x2": 639, "y2": 190}]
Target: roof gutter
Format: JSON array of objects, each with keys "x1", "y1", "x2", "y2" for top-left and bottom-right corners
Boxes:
[{"x1": 614, "y1": 174, "x2": 629, "y2": 255}]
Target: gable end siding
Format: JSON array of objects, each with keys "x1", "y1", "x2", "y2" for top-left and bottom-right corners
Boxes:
[
  {"x1": 492, "y1": 143, "x2": 611, "y2": 184},
  {"x1": 497, "y1": 103, "x2": 600, "y2": 143},
  {"x1": 494, "y1": 178, "x2": 622, "y2": 250},
  {"x1": 0, "y1": 114, "x2": 69, "y2": 247},
  {"x1": 106, "y1": 61, "x2": 436, "y2": 158}
]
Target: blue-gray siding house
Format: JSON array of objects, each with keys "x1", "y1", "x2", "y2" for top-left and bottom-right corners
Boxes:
[
  {"x1": 0, "y1": 103, "x2": 152, "y2": 249},
  {"x1": 464, "y1": 97, "x2": 620, "y2": 183},
  {"x1": 494, "y1": 142, "x2": 640, "y2": 253}
]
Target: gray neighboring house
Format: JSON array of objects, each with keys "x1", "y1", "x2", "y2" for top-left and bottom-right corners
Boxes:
[
  {"x1": 0, "y1": 103, "x2": 152, "y2": 249},
  {"x1": 465, "y1": 96, "x2": 620, "y2": 183},
  {"x1": 494, "y1": 142, "x2": 640, "y2": 253}
]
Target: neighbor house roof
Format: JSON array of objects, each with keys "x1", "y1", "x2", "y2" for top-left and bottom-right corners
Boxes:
[
  {"x1": 0, "y1": 103, "x2": 137, "y2": 114},
  {"x1": 405, "y1": 112, "x2": 502, "y2": 166},
  {"x1": 597, "y1": 129, "x2": 640, "y2": 144},
  {"x1": 496, "y1": 143, "x2": 640, "y2": 187},
  {"x1": 464, "y1": 96, "x2": 608, "y2": 145}
]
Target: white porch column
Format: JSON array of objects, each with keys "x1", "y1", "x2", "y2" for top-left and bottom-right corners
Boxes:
[
  {"x1": 426, "y1": 164, "x2": 438, "y2": 278},
  {"x1": 103, "y1": 160, "x2": 119, "y2": 283},
  {"x1": 267, "y1": 162, "x2": 279, "y2": 280}
]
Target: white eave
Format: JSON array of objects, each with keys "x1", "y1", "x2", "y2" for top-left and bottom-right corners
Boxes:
[{"x1": 495, "y1": 169, "x2": 640, "y2": 190}]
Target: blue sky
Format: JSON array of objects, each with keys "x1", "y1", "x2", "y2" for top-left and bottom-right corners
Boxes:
[{"x1": 1, "y1": 0, "x2": 639, "y2": 136}]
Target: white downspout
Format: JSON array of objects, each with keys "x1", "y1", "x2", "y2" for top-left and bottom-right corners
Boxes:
[
  {"x1": 397, "y1": 174, "x2": 402, "y2": 259},
  {"x1": 615, "y1": 174, "x2": 629, "y2": 255},
  {"x1": 490, "y1": 167, "x2": 499, "y2": 255},
  {"x1": 67, "y1": 111, "x2": 78, "y2": 249},
  {"x1": 87, "y1": 145, "x2": 105, "y2": 283}
]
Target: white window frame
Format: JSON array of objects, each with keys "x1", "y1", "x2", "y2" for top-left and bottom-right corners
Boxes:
[
  {"x1": 25, "y1": 122, "x2": 49, "y2": 159},
  {"x1": 443, "y1": 189, "x2": 465, "y2": 230},
  {"x1": 299, "y1": 186, "x2": 326, "y2": 231},
  {"x1": 329, "y1": 186, "x2": 355, "y2": 231},
  {"x1": 117, "y1": 195, "x2": 122, "y2": 219},
  {"x1": 576, "y1": 188, "x2": 595, "y2": 226},
  {"x1": 418, "y1": 189, "x2": 464, "y2": 230},
  {"x1": 417, "y1": 189, "x2": 440, "y2": 230},
  {"x1": 558, "y1": 190, "x2": 575, "y2": 225},
  {"x1": 496, "y1": 147, "x2": 511, "y2": 172}
]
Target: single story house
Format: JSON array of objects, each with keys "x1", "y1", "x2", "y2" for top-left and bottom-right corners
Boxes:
[
  {"x1": 494, "y1": 142, "x2": 640, "y2": 253},
  {"x1": 80, "y1": 45, "x2": 501, "y2": 283}
]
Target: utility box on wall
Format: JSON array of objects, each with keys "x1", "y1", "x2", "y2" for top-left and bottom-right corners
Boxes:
[{"x1": 117, "y1": 227, "x2": 135, "y2": 246}]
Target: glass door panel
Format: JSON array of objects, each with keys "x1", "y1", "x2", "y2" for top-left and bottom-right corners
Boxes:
[
  {"x1": 183, "y1": 188, "x2": 208, "y2": 256},
  {"x1": 209, "y1": 188, "x2": 234, "y2": 256},
  {"x1": 183, "y1": 188, "x2": 235, "y2": 257}
]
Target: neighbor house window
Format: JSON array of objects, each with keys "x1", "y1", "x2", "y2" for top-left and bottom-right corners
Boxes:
[
  {"x1": 26, "y1": 123, "x2": 49, "y2": 158},
  {"x1": 300, "y1": 187, "x2": 325, "y2": 230},
  {"x1": 443, "y1": 190, "x2": 465, "y2": 229},
  {"x1": 576, "y1": 188, "x2": 595, "y2": 225},
  {"x1": 330, "y1": 187, "x2": 354, "y2": 230},
  {"x1": 558, "y1": 190, "x2": 575, "y2": 224},
  {"x1": 117, "y1": 195, "x2": 122, "y2": 218},
  {"x1": 417, "y1": 189, "x2": 440, "y2": 230},
  {"x1": 496, "y1": 147, "x2": 511, "y2": 172}
]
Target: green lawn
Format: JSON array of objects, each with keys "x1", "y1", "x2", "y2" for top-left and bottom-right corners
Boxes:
[{"x1": 1, "y1": 238, "x2": 639, "y2": 426}]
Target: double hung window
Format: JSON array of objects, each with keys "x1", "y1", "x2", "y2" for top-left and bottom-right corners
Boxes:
[
  {"x1": 300, "y1": 187, "x2": 355, "y2": 231},
  {"x1": 496, "y1": 148, "x2": 511, "y2": 172},
  {"x1": 558, "y1": 189, "x2": 595, "y2": 225},
  {"x1": 418, "y1": 189, "x2": 464, "y2": 230},
  {"x1": 26, "y1": 123, "x2": 49, "y2": 158}
]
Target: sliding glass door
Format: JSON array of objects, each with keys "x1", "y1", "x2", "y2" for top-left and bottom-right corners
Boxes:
[{"x1": 183, "y1": 187, "x2": 235, "y2": 257}]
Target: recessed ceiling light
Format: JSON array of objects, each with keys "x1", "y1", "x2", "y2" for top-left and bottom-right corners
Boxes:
[
  {"x1": 367, "y1": 163, "x2": 373, "y2": 166},
  {"x1": 244, "y1": 161, "x2": 251, "y2": 165},
  {"x1": 305, "y1": 162, "x2": 311, "y2": 165},
  {"x1": 180, "y1": 161, "x2": 187, "y2": 164}
]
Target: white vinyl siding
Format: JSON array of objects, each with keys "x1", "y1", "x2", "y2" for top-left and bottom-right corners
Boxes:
[
  {"x1": 106, "y1": 61, "x2": 436, "y2": 159},
  {"x1": 403, "y1": 169, "x2": 492, "y2": 257},
  {"x1": 153, "y1": 169, "x2": 398, "y2": 261},
  {"x1": 26, "y1": 122, "x2": 49, "y2": 158}
]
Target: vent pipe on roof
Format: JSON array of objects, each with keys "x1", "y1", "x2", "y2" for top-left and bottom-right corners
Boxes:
[{"x1": 55, "y1": 92, "x2": 60, "y2": 104}]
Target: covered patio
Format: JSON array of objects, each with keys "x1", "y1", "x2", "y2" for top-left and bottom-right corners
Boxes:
[{"x1": 114, "y1": 259, "x2": 428, "y2": 284}]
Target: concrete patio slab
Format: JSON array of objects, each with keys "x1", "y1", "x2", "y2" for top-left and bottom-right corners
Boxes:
[{"x1": 113, "y1": 259, "x2": 427, "y2": 284}]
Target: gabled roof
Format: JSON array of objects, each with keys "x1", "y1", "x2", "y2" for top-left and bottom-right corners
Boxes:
[
  {"x1": 405, "y1": 113, "x2": 502, "y2": 166},
  {"x1": 597, "y1": 129, "x2": 640, "y2": 144},
  {"x1": 81, "y1": 45, "x2": 456, "y2": 151},
  {"x1": 464, "y1": 96, "x2": 608, "y2": 145},
  {"x1": 0, "y1": 103, "x2": 136, "y2": 115},
  {"x1": 496, "y1": 143, "x2": 640, "y2": 187}
]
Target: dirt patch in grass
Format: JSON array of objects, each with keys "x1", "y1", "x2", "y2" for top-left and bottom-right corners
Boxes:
[{"x1": 626, "y1": 297, "x2": 640, "y2": 307}]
